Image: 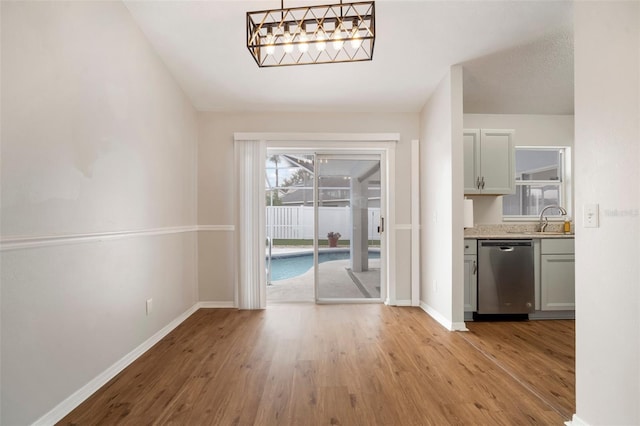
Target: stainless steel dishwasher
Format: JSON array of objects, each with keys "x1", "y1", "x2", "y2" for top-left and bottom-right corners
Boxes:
[{"x1": 477, "y1": 240, "x2": 535, "y2": 315}]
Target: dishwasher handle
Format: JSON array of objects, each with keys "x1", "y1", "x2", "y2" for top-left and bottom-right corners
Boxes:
[
  {"x1": 499, "y1": 246, "x2": 515, "y2": 252},
  {"x1": 480, "y1": 240, "x2": 532, "y2": 248}
]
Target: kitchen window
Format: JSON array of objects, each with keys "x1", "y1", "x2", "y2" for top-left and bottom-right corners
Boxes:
[{"x1": 503, "y1": 147, "x2": 571, "y2": 220}]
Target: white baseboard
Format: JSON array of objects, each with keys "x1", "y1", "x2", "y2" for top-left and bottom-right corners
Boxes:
[
  {"x1": 393, "y1": 299, "x2": 412, "y2": 306},
  {"x1": 419, "y1": 302, "x2": 468, "y2": 331},
  {"x1": 32, "y1": 303, "x2": 201, "y2": 426},
  {"x1": 451, "y1": 321, "x2": 469, "y2": 331},
  {"x1": 420, "y1": 302, "x2": 452, "y2": 330},
  {"x1": 198, "y1": 301, "x2": 236, "y2": 308},
  {"x1": 565, "y1": 414, "x2": 590, "y2": 426}
]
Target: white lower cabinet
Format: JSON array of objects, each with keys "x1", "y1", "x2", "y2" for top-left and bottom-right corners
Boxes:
[
  {"x1": 464, "y1": 240, "x2": 477, "y2": 312},
  {"x1": 540, "y1": 239, "x2": 575, "y2": 311}
]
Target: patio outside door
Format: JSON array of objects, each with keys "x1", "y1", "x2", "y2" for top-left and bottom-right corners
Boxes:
[{"x1": 315, "y1": 154, "x2": 385, "y2": 302}]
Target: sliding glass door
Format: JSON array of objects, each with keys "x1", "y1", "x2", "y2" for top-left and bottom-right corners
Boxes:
[
  {"x1": 315, "y1": 154, "x2": 384, "y2": 302},
  {"x1": 265, "y1": 153, "x2": 315, "y2": 303},
  {"x1": 264, "y1": 150, "x2": 386, "y2": 304}
]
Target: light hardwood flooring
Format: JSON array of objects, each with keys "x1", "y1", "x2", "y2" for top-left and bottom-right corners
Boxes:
[{"x1": 59, "y1": 304, "x2": 575, "y2": 425}]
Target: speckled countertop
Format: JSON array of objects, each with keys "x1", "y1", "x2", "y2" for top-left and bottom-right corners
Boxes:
[{"x1": 464, "y1": 224, "x2": 574, "y2": 239}]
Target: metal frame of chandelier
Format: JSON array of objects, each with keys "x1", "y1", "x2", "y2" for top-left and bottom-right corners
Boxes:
[{"x1": 246, "y1": 1, "x2": 375, "y2": 67}]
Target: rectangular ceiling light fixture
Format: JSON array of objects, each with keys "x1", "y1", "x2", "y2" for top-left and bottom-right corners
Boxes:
[{"x1": 247, "y1": 1, "x2": 375, "y2": 67}]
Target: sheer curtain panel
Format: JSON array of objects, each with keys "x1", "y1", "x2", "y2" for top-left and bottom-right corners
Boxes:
[{"x1": 235, "y1": 139, "x2": 266, "y2": 309}]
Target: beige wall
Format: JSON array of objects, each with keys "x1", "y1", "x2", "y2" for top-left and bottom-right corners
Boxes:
[
  {"x1": 574, "y1": 2, "x2": 639, "y2": 424},
  {"x1": 197, "y1": 112, "x2": 419, "y2": 304},
  {"x1": 418, "y1": 66, "x2": 465, "y2": 329},
  {"x1": 463, "y1": 114, "x2": 575, "y2": 224},
  {"x1": 1, "y1": 2, "x2": 198, "y2": 424}
]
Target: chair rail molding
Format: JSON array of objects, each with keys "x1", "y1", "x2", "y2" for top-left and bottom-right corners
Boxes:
[
  {"x1": 199, "y1": 225, "x2": 236, "y2": 232},
  {"x1": 1, "y1": 225, "x2": 235, "y2": 251}
]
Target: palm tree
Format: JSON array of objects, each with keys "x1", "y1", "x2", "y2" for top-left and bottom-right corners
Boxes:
[
  {"x1": 267, "y1": 155, "x2": 282, "y2": 207},
  {"x1": 268, "y1": 154, "x2": 280, "y2": 189}
]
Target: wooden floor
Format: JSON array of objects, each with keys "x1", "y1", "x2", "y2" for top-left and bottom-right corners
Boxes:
[{"x1": 59, "y1": 304, "x2": 575, "y2": 425}]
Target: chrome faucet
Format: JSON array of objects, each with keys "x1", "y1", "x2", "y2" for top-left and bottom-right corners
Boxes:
[{"x1": 539, "y1": 205, "x2": 568, "y2": 232}]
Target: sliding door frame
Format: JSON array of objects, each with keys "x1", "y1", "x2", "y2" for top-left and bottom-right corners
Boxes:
[
  {"x1": 235, "y1": 133, "x2": 399, "y2": 308},
  {"x1": 314, "y1": 152, "x2": 386, "y2": 304}
]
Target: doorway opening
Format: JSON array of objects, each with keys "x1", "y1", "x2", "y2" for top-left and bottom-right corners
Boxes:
[{"x1": 265, "y1": 151, "x2": 385, "y2": 304}]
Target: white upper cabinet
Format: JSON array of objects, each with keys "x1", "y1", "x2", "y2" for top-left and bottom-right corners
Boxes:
[
  {"x1": 463, "y1": 130, "x2": 481, "y2": 193},
  {"x1": 464, "y1": 129, "x2": 515, "y2": 195}
]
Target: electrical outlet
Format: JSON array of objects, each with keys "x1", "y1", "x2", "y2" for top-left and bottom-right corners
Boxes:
[
  {"x1": 433, "y1": 279, "x2": 438, "y2": 292},
  {"x1": 146, "y1": 298, "x2": 153, "y2": 315},
  {"x1": 583, "y1": 204, "x2": 599, "y2": 228}
]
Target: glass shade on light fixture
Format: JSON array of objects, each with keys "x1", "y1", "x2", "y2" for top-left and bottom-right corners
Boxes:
[
  {"x1": 298, "y1": 28, "x2": 309, "y2": 53},
  {"x1": 350, "y1": 19, "x2": 362, "y2": 49},
  {"x1": 246, "y1": 1, "x2": 375, "y2": 67},
  {"x1": 332, "y1": 24, "x2": 344, "y2": 50},
  {"x1": 350, "y1": 32, "x2": 362, "y2": 49},
  {"x1": 315, "y1": 28, "x2": 327, "y2": 51},
  {"x1": 265, "y1": 32, "x2": 275, "y2": 55},
  {"x1": 283, "y1": 26, "x2": 294, "y2": 53}
]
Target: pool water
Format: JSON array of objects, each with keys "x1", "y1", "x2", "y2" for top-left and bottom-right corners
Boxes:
[{"x1": 268, "y1": 251, "x2": 380, "y2": 281}]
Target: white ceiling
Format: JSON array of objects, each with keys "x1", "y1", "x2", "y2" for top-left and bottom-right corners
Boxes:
[{"x1": 124, "y1": 0, "x2": 574, "y2": 114}]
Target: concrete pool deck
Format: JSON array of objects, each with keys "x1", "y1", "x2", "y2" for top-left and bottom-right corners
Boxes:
[{"x1": 267, "y1": 247, "x2": 381, "y2": 302}]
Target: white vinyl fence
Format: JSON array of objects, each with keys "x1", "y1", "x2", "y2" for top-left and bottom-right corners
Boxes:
[{"x1": 266, "y1": 206, "x2": 381, "y2": 241}]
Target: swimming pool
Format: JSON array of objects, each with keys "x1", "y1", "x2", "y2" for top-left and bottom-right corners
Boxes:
[{"x1": 268, "y1": 250, "x2": 380, "y2": 281}]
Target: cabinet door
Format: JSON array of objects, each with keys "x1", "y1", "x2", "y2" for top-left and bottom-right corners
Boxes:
[
  {"x1": 464, "y1": 254, "x2": 477, "y2": 312},
  {"x1": 479, "y1": 129, "x2": 515, "y2": 195},
  {"x1": 463, "y1": 130, "x2": 481, "y2": 194},
  {"x1": 541, "y1": 254, "x2": 575, "y2": 310}
]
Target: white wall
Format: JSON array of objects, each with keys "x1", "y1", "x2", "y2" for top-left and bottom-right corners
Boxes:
[
  {"x1": 1, "y1": 2, "x2": 199, "y2": 424},
  {"x1": 197, "y1": 112, "x2": 419, "y2": 304},
  {"x1": 463, "y1": 114, "x2": 574, "y2": 224},
  {"x1": 464, "y1": 114, "x2": 574, "y2": 148},
  {"x1": 574, "y1": 2, "x2": 640, "y2": 424},
  {"x1": 418, "y1": 66, "x2": 465, "y2": 329}
]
